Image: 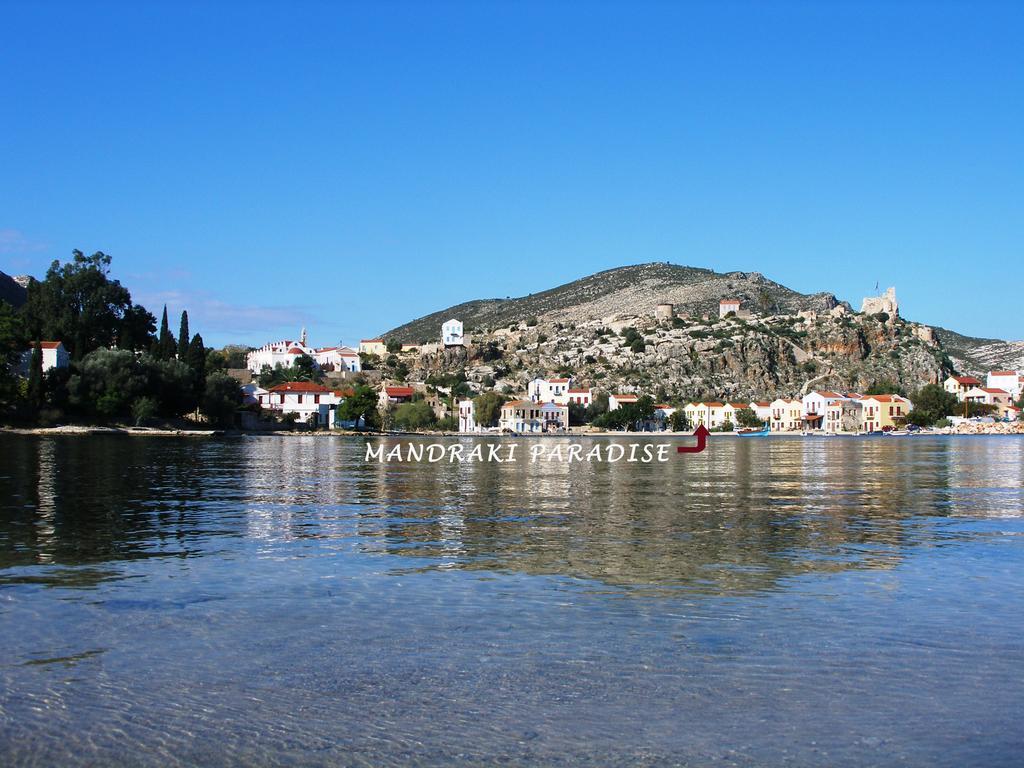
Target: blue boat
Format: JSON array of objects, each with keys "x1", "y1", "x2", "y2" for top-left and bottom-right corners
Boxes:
[{"x1": 738, "y1": 424, "x2": 770, "y2": 436}]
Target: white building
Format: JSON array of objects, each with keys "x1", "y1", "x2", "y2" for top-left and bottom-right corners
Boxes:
[
  {"x1": 458, "y1": 399, "x2": 478, "y2": 432},
  {"x1": 943, "y1": 375, "x2": 983, "y2": 401},
  {"x1": 964, "y1": 386, "x2": 1015, "y2": 417},
  {"x1": 719, "y1": 298, "x2": 741, "y2": 318},
  {"x1": 442, "y1": 319, "x2": 464, "y2": 347},
  {"x1": 527, "y1": 377, "x2": 572, "y2": 404},
  {"x1": 801, "y1": 391, "x2": 851, "y2": 431},
  {"x1": 986, "y1": 371, "x2": 1023, "y2": 400},
  {"x1": 770, "y1": 398, "x2": 802, "y2": 432},
  {"x1": 313, "y1": 346, "x2": 360, "y2": 373},
  {"x1": 23, "y1": 341, "x2": 69, "y2": 372},
  {"x1": 608, "y1": 393, "x2": 639, "y2": 411},
  {"x1": 499, "y1": 400, "x2": 569, "y2": 433},
  {"x1": 566, "y1": 387, "x2": 594, "y2": 407},
  {"x1": 247, "y1": 330, "x2": 361, "y2": 375},
  {"x1": 358, "y1": 339, "x2": 387, "y2": 356},
  {"x1": 749, "y1": 401, "x2": 772, "y2": 423},
  {"x1": 254, "y1": 381, "x2": 348, "y2": 428}
]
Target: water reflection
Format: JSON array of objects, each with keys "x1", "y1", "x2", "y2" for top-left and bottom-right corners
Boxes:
[{"x1": 3, "y1": 435, "x2": 1021, "y2": 596}]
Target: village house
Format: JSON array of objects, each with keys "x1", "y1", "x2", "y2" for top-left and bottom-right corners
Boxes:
[
  {"x1": 683, "y1": 401, "x2": 728, "y2": 429},
  {"x1": 770, "y1": 398, "x2": 802, "y2": 432},
  {"x1": 720, "y1": 402, "x2": 750, "y2": 428},
  {"x1": 22, "y1": 341, "x2": 69, "y2": 373},
  {"x1": 441, "y1": 319, "x2": 465, "y2": 347},
  {"x1": 963, "y1": 386, "x2": 1016, "y2": 418},
  {"x1": 859, "y1": 394, "x2": 912, "y2": 432},
  {"x1": 358, "y1": 339, "x2": 387, "y2": 356},
  {"x1": 457, "y1": 398, "x2": 478, "y2": 432},
  {"x1": 802, "y1": 391, "x2": 849, "y2": 431},
  {"x1": 608, "y1": 393, "x2": 639, "y2": 411},
  {"x1": 379, "y1": 384, "x2": 416, "y2": 408},
  {"x1": 824, "y1": 398, "x2": 863, "y2": 433},
  {"x1": 719, "y1": 298, "x2": 741, "y2": 318},
  {"x1": 943, "y1": 375, "x2": 983, "y2": 401},
  {"x1": 498, "y1": 400, "x2": 569, "y2": 433},
  {"x1": 527, "y1": 377, "x2": 572, "y2": 404},
  {"x1": 566, "y1": 387, "x2": 594, "y2": 407},
  {"x1": 986, "y1": 371, "x2": 1023, "y2": 400},
  {"x1": 748, "y1": 401, "x2": 772, "y2": 424},
  {"x1": 313, "y1": 346, "x2": 360, "y2": 373},
  {"x1": 256, "y1": 381, "x2": 346, "y2": 428}
]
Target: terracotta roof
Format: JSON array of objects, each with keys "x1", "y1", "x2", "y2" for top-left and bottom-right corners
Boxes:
[
  {"x1": 728, "y1": 402, "x2": 749, "y2": 408},
  {"x1": 287, "y1": 347, "x2": 306, "y2": 355},
  {"x1": 567, "y1": 388, "x2": 591, "y2": 393},
  {"x1": 860, "y1": 394, "x2": 907, "y2": 403},
  {"x1": 332, "y1": 388, "x2": 355, "y2": 397},
  {"x1": 952, "y1": 376, "x2": 982, "y2": 385},
  {"x1": 269, "y1": 381, "x2": 329, "y2": 393},
  {"x1": 612, "y1": 394, "x2": 638, "y2": 400},
  {"x1": 980, "y1": 387, "x2": 1010, "y2": 395},
  {"x1": 989, "y1": 371, "x2": 1018, "y2": 376},
  {"x1": 32, "y1": 341, "x2": 63, "y2": 349},
  {"x1": 361, "y1": 339, "x2": 383, "y2": 343},
  {"x1": 812, "y1": 391, "x2": 844, "y2": 399},
  {"x1": 502, "y1": 400, "x2": 530, "y2": 408},
  {"x1": 751, "y1": 401, "x2": 771, "y2": 407},
  {"x1": 384, "y1": 386, "x2": 415, "y2": 397},
  {"x1": 719, "y1": 298, "x2": 740, "y2": 304},
  {"x1": 654, "y1": 403, "x2": 672, "y2": 409},
  {"x1": 705, "y1": 401, "x2": 724, "y2": 407}
]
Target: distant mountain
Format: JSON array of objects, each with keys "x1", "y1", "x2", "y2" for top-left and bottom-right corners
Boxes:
[
  {"x1": 384, "y1": 263, "x2": 846, "y2": 343},
  {"x1": 0, "y1": 270, "x2": 28, "y2": 308},
  {"x1": 934, "y1": 327, "x2": 1024, "y2": 375}
]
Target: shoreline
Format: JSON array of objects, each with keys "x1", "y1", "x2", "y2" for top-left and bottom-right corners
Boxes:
[{"x1": 3, "y1": 425, "x2": 1021, "y2": 438}]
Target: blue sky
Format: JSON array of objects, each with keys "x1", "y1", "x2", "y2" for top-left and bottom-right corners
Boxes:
[{"x1": 1, "y1": 1, "x2": 1021, "y2": 347}]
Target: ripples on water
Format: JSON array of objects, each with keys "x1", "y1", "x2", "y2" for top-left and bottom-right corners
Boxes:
[{"x1": 1, "y1": 434, "x2": 1023, "y2": 766}]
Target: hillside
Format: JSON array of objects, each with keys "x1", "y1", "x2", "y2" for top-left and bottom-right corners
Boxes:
[
  {"x1": 374, "y1": 263, "x2": 1022, "y2": 399},
  {"x1": 0, "y1": 270, "x2": 27, "y2": 308},
  {"x1": 384, "y1": 263, "x2": 846, "y2": 343}
]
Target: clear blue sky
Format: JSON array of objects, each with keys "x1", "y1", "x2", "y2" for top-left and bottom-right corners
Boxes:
[{"x1": 2, "y1": 1, "x2": 1021, "y2": 347}]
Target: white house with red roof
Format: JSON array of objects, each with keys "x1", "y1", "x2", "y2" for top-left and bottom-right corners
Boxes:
[
  {"x1": 608, "y1": 393, "x2": 639, "y2": 411},
  {"x1": 566, "y1": 387, "x2": 594, "y2": 407},
  {"x1": 963, "y1": 386, "x2": 1016, "y2": 417},
  {"x1": 944, "y1": 375, "x2": 983, "y2": 401},
  {"x1": 22, "y1": 341, "x2": 69, "y2": 373},
  {"x1": 247, "y1": 329, "x2": 361, "y2": 374},
  {"x1": 986, "y1": 370, "x2": 1023, "y2": 400},
  {"x1": 379, "y1": 385, "x2": 416, "y2": 409},
  {"x1": 748, "y1": 401, "x2": 772, "y2": 423},
  {"x1": 719, "y1": 298, "x2": 741, "y2": 318},
  {"x1": 527, "y1": 377, "x2": 573, "y2": 404},
  {"x1": 801, "y1": 391, "x2": 854, "y2": 430},
  {"x1": 498, "y1": 400, "x2": 569, "y2": 433},
  {"x1": 256, "y1": 381, "x2": 349, "y2": 427}
]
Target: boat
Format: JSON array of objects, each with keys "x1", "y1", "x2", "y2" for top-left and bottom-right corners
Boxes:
[{"x1": 737, "y1": 424, "x2": 770, "y2": 437}]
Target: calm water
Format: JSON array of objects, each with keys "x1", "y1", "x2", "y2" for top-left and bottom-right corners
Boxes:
[{"x1": 1, "y1": 434, "x2": 1023, "y2": 767}]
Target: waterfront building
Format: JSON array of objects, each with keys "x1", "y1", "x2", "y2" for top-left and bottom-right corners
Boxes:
[
  {"x1": 256, "y1": 381, "x2": 346, "y2": 427},
  {"x1": 498, "y1": 400, "x2": 569, "y2": 433},
  {"x1": 963, "y1": 386, "x2": 1016, "y2": 418},
  {"x1": 859, "y1": 394, "x2": 912, "y2": 432},
  {"x1": 944, "y1": 375, "x2": 983, "y2": 401},
  {"x1": 986, "y1": 371, "x2": 1023, "y2": 399},
  {"x1": 458, "y1": 399, "x2": 478, "y2": 432},
  {"x1": 748, "y1": 401, "x2": 772, "y2": 423},
  {"x1": 608, "y1": 393, "x2": 638, "y2": 411},
  {"x1": 824, "y1": 398, "x2": 863, "y2": 433},
  {"x1": 802, "y1": 391, "x2": 849, "y2": 431},
  {"x1": 770, "y1": 399, "x2": 802, "y2": 431}
]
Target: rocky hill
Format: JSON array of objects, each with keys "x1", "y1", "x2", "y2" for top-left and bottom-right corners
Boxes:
[
  {"x1": 0, "y1": 270, "x2": 27, "y2": 308},
  {"x1": 375, "y1": 263, "x2": 1022, "y2": 400},
  {"x1": 385, "y1": 263, "x2": 846, "y2": 344}
]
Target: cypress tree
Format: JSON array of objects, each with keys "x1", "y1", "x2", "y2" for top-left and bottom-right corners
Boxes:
[
  {"x1": 27, "y1": 341, "x2": 44, "y2": 411},
  {"x1": 157, "y1": 305, "x2": 176, "y2": 359},
  {"x1": 177, "y1": 311, "x2": 190, "y2": 359}
]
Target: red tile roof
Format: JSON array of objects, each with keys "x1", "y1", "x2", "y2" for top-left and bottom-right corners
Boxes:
[
  {"x1": 567, "y1": 388, "x2": 591, "y2": 393},
  {"x1": 859, "y1": 394, "x2": 907, "y2": 403},
  {"x1": 980, "y1": 387, "x2": 1009, "y2": 395},
  {"x1": 384, "y1": 386, "x2": 415, "y2": 397},
  {"x1": 547, "y1": 378, "x2": 570, "y2": 383},
  {"x1": 719, "y1": 298, "x2": 740, "y2": 304},
  {"x1": 33, "y1": 341, "x2": 63, "y2": 349},
  {"x1": 269, "y1": 381, "x2": 329, "y2": 393},
  {"x1": 990, "y1": 371, "x2": 1018, "y2": 376},
  {"x1": 287, "y1": 347, "x2": 305, "y2": 355},
  {"x1": 952, "y1": 376, "x2": 982, "y2": 385}
]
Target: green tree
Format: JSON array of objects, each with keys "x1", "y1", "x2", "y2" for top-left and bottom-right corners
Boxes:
[
  {"x1": 586, "y1": 391, "x2": 609, "y2": 421},
  {"x1": 187, "y1": 333, "x2": 207, "y2": 396},
  {"x1": 23, "y1": 250, "x2": 135, "y2": 359},
  {"x1": 27, "y1": 342, "x2": 44, "y2": 411},
  {"x1": 335, "y1": 384, "x2": 380, "y2": 429},
  {"x1": 735, "y1": 408, "x2": 763, "y2": 428},
  {"x1": 668, "y1": 410, "x2": 690, "y2": 432},
  {"x1": 393, "y1": 401, "x2": 437, "y2": 431},
  {"x1": 131, "y1": 396, "x2": 159, "y2": 426},
  {"x1": 118, "y1": 304, "x2": 156, "y2": 351},
  {"x1": 201, "y1": 373, "x2": 242, "y2": 427},
  {"x1": 0, "y1": 301, "x2": 26, "y2": 417},
  {"x1": 386, "y1": 338, "x2": 402, "y2": 353},
  {"x1": 906, "y1": 383, "x2": 958, "y2": 426},
  {"x1": 473, "y1": 391, "x2": 506, "y2": 427},
  {"x1": 67, "y1": 348, "x2": 149, "y2": 420},
  {"x1": 177, "y1": 311, "x2": 190, "y2": 359}
]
